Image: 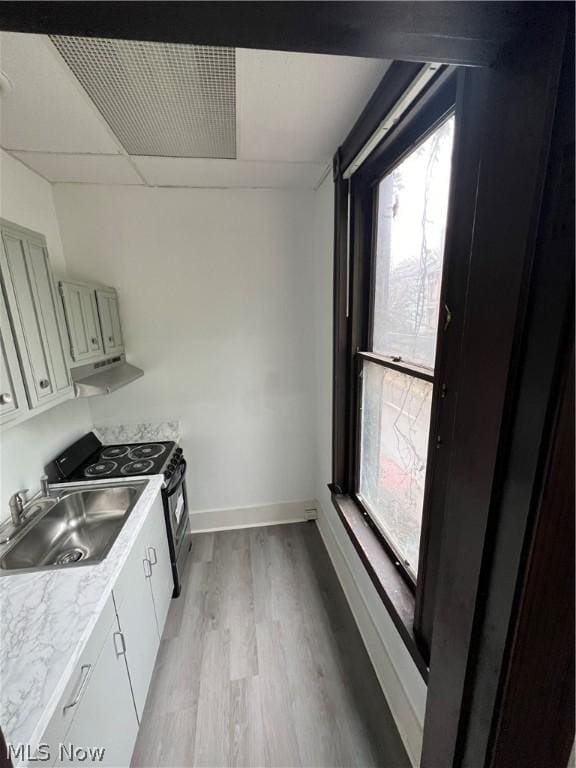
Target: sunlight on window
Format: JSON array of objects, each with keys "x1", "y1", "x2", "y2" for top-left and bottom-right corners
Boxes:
[{"x1": 372, "y1": 117, "x2": 455, "y2": 369}]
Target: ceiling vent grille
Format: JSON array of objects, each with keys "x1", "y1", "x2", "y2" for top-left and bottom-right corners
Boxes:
[{"x1": 50, "y1": 36, "x2": 236, "y2": 159}]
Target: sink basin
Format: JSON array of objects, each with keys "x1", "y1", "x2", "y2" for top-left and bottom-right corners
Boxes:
[{"x1": 0, "y1": 483, "x2": 146, "y2": 574}]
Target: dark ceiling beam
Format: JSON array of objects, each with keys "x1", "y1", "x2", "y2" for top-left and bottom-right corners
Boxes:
[{"x1": 0, "y1": 1, "x2": 554, "y2": 68}]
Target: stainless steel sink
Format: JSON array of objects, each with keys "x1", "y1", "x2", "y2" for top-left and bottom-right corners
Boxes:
[{"x1": 0, "y1": 482, "x2": 146, "y2": 575}]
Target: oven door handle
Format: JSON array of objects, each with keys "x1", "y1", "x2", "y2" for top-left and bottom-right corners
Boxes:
[{"x1": 165, "y1": 459, "x2": 187, "y2": 497}]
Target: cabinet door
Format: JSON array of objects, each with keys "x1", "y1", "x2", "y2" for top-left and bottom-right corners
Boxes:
[
  {"x1": 27, "y1": 242, "x2": 72, "y2": 397},
  {"x1": 147, "y1": 495, "x2": 174, "y2": 638},
  {"x1": 0, "y1": 224, "x2": 72, "y2": 409},
  {"x1": 112, "y1": 494, "x2": 163, "y2": 720},
  {"x1": 0, "y1": 286, "x2": 28, "y2": 427},
  {"x1": 37, "y1": 598, "x2": 120, "y2": 765},
  {"x1": 85, "y1": 290, "x2": 104, "y2": 356},
  {"x1": 53, "y1": 622, "x2": 139, "y2": 768},
  {"x1": 96, "y1": 288, "x2": 124, "y2": 355},
  {"x1": 60, "y1": 282, "x2": 103, "y2": 362}
]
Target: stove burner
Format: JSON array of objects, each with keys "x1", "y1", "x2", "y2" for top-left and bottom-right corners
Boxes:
[
  {"x1": 100, "y1": 446, "x2": 130, "y2": 459},
  {"x1": 84, "y1": 460, "x2": 118, "y2": 477},
  {"x1": 129, "y1": 443, "x2": 166, "y2": 460},
  {"x1": 121, "y1": 459, "x2": 155, "y2": 475}
]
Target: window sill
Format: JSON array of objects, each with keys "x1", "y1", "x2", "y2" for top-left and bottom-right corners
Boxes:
[{"x1": 330, "y1": 490, "x2": 429, "y2": 680}]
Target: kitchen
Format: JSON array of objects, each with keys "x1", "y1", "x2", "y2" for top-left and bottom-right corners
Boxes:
[
  {"x1": 0, "y1": 26, "x2": 410, "y2": 768},
  {"x1": 0, "y1": 6, "x2": 573, "y2": 768}
]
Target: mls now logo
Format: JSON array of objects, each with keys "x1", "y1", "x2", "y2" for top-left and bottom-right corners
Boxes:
[
  {"x1": 7, "y1": 744, "x2": 50, "y2": 763},
  {"x1": 7, "y1": 743, "x2": 106, "y2": 763},
  {"x1": 58, "y1": 744, "x2": 106, "y2": 762}
]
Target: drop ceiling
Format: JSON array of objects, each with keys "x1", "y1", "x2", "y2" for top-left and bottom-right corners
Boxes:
[{"x1": 0, "y1": 32, "x2": 389, "y2": 189}]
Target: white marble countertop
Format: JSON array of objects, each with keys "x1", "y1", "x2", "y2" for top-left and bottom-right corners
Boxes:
[{"x1": 0, "y1": 474, "x2": 164, "y2": 756}]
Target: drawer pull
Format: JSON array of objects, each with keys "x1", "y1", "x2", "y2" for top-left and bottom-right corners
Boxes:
[
  {"x1": 143, "y1": 557, "x2": 152, "y2": 578},
  {"x1": 0, "y1": 392, "x2": 12, "y2": 405},
  {"x1": 63, "y1": 664, "x2": 92, "y2": 712},
  {"x1": 113, "y1": 631, "x2": 126, "y2": 657},
  {"x1": 39, "y1": 379, "x2": 50, "y2": 389},
  {"x1": 148, "y1": 546, "x2": 158, "y2": 566}
]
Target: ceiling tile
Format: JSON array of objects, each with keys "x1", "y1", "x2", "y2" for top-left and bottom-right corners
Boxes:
[
  {"x1": 236, "y1": 49, "x2": 389, "y2": 163},
  {"x1": 0, "y1": 33, "x2": 121, "y2": 154},
  {"x1": 133, "y1": 156, "x2": 327, "y2": 189},
  {"x1": 12, "y1": 152, "x2": 143, "y2": 185},
  {"x1": 51, "y1": 36, "x2": 236, "y2": 159}
]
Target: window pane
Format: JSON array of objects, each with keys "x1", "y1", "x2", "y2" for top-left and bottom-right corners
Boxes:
[
  {"x1": 372, "y1": 116, "x2": 455, "y2": 368},
  {"x1": 359, "y1": 361, "x2": 432, "y2": 577}
]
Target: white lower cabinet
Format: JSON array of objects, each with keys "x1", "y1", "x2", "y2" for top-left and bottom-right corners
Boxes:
[
  {"x1": 145, "y1": 495, "x2": 174, "y2": 641},
  {"x1": 37, "y1": 597, "x2": 137, "y2": 768},
  {"x1": 113, "y1": 493, "x2": 172, "y2": 720},
  {"x1": 35, "y1": 491, "x2": 173, "y2": 767},
  {"x1": 52, "y1": 624, "x2": 139, "y2": 768}
]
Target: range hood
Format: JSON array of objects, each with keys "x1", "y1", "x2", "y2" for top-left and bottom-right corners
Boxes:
[{"x1": 71, "y1": 354, "x2": 144, "y2": 397}]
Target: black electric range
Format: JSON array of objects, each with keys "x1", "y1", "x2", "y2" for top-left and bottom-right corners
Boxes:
[{"x1": 47, "y1": 431, "x2": 191, "y2": 597}]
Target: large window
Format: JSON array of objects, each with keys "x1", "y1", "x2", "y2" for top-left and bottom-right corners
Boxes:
[
  {"x1": 331, "y1": 72, "x2": 460, "y2": 666},
  {"x1": 358, "y1": 117, "x2": 455, "y2": 580}
]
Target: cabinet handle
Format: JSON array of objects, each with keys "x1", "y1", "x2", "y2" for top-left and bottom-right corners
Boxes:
[
  {"x1": 113, "y1": 631, "x2": 126, "y2": 657},
  {"x1": 39, "y1": 379, "x2": 50, "y2": 389},
  {"x1": 63, "y1": 664, "x2": 92, "y2": 712},
  {"x1": 143, "y1": 557, "x2": 152, "y2": 578},
  {"x1": 91, "y1": 337, "x2": 98, "y2": 345},
  {"x1": 148, "y1": 546, "x2": 158, "y2": 566},
  {"x1": 0, "y1": 392, "x2": 12, "y2": 405},
  {"x1": 108, "y1": 336, "x2": 113, "y2": 342}
]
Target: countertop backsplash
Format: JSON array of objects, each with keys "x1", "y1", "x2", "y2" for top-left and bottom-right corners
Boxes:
[{"x1": 94, "y1": 421, "x2": 181, "y2": 445}]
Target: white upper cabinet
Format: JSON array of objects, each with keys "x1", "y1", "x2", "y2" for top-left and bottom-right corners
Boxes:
[
  {"x1": 0, "y1": 219, "x2": 73, "y2": 417},
  {"x1": 61, "y1": 281, "x2": 124, "y2": 363},
  {"x1": 0, "y1": 286, "x2": 28, "y2": 427},
  {"x1": 60, "y1": 280, "x2": 104, "y2": 362},
  {"x1": 96, "y1": 287, "x2": 124, "y2": 355}
]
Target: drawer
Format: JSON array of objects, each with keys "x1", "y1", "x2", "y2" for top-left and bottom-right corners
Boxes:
[{"x1": 30, "y1": 596, "x2": 117, "y2": 766}]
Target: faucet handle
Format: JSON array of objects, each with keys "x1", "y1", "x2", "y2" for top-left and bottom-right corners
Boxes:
[
  {"x1": 11, "y1": 489, "x2": 28, "y2": 505},
  {"x1": 40, "y1": 475, "x2": 50, "y2": 496},
  {"x1": 9, "y1": 489, "x2": 29, "y2": 525}
]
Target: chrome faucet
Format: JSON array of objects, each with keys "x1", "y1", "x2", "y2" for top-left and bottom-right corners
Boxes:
[{"x1": 9, "y1": 490, "x2": 28, "y2": 526}]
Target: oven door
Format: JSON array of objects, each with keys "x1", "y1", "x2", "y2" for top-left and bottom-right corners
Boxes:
[{"x1": 164, "y1": 459, "x2": 189, "y2": 545}]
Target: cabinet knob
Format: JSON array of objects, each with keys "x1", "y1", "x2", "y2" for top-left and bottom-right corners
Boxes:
[
  {"x1": 39, "y1": 379, "x2": 50, "y2": 389},
  {"x1": 0, "y1": 392, "x2": 13, "y2": 405},
  {"x1": 108, "y1": 336, "x2": 113, "y2": 342},
  {"x1": 91, "y1": 337, "x2": 98, "y2": 345}
]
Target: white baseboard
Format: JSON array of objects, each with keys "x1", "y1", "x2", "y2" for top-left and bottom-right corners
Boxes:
[
  {"x1": 188, "y1": 499, "x2": 318, "y2": 533},
  {"x1": 316, "y1": 503, "x2": 425, "y2": 768}
]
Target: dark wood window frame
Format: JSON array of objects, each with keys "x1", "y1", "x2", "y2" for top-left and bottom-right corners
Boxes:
[
  {"x1": 332, "y1": 16, "x2": 573, "y2": 759},
  {"x1": 331, "y1": 65, "x2": 461, "y2": 672}
]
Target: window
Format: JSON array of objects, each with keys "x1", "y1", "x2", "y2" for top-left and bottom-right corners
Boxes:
[
  {"x1": 358, "y1": 117, "x2": 455, "y2": 580},
  {"x1": 330, "y1": 73, "x2": 459, "y2": 667}
]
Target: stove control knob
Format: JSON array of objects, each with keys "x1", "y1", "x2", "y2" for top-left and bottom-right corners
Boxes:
[{"x1": 165, "y1": 469, "x2": 173, "y2": 480}]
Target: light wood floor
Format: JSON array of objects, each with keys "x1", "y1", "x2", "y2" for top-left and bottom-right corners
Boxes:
[{"x1": 131, "y1": 523, "x2": 410, "y2": 768}]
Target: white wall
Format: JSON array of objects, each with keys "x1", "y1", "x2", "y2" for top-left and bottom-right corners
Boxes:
[
  {"x1": 53, "y1": 184, "x2": 317, "y2": 514},
  {"x1": 0, "y1": 151, "x2": 93, "y2": 518},
  {"x1": 311, "y1": 174, "x2": 427, "y2": 766}
]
